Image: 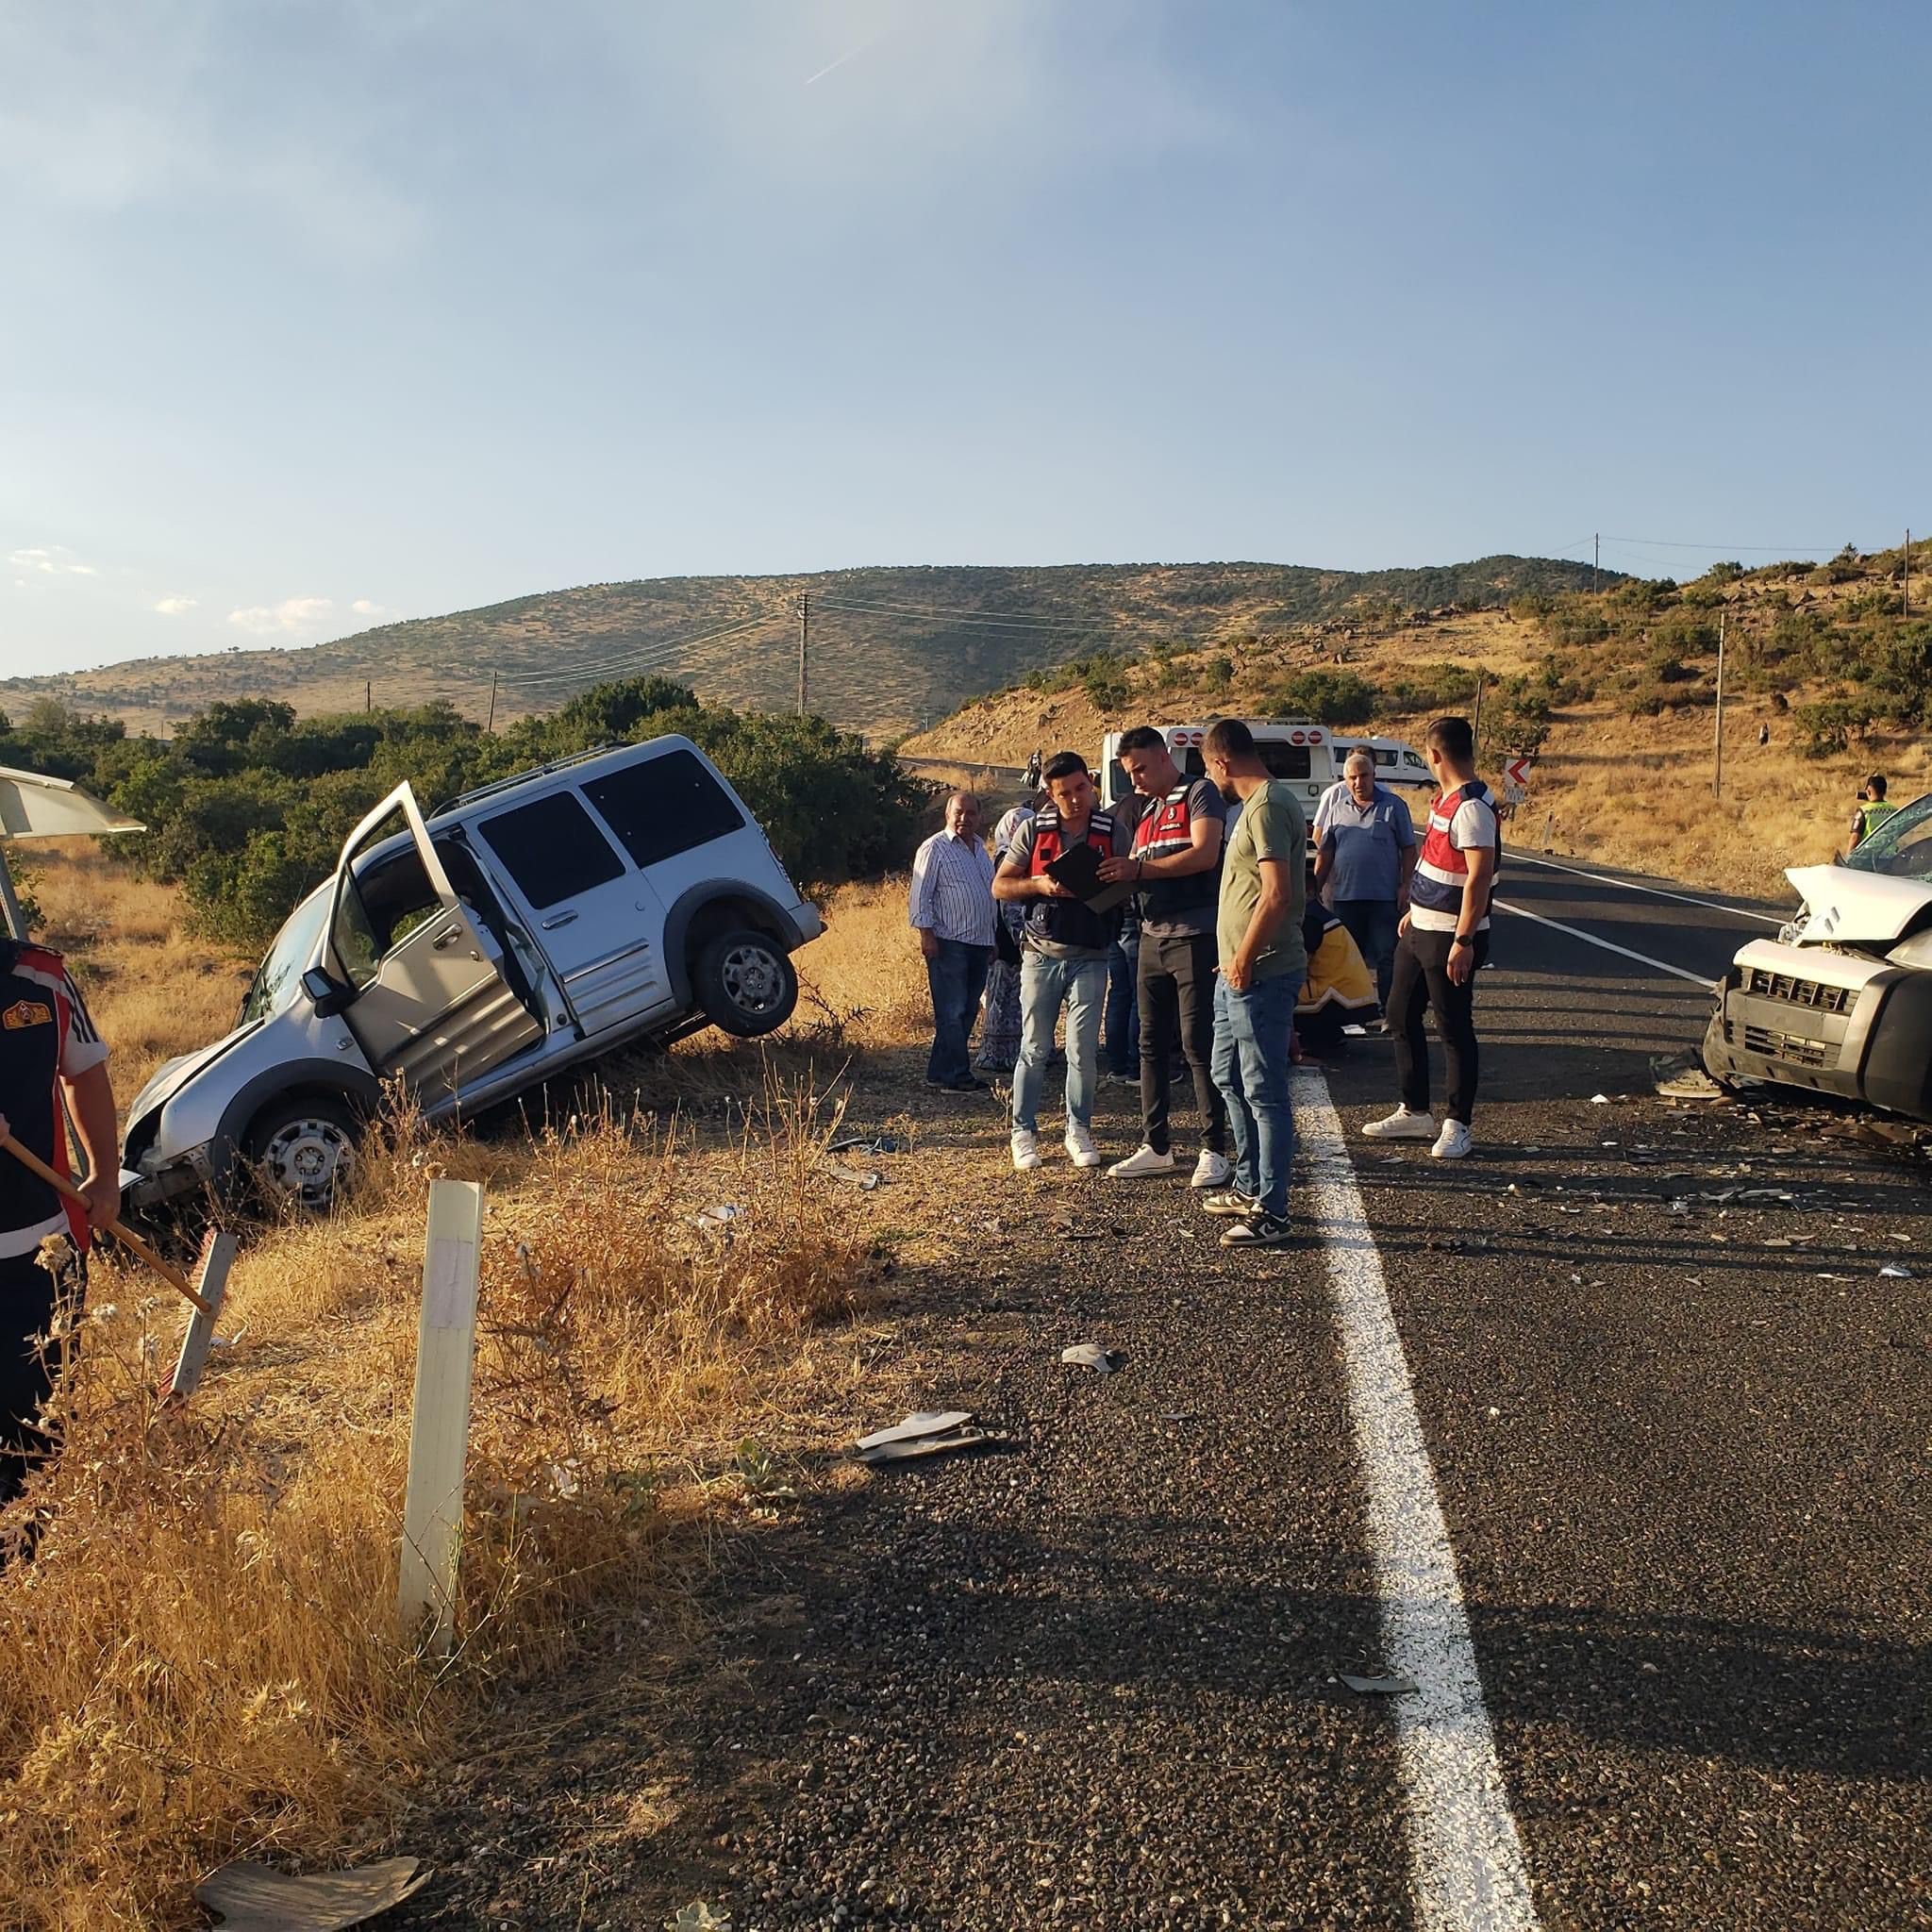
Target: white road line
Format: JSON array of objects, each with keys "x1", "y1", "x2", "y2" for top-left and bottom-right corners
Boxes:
[
  {"x1": 1510, "y1": 851, "x2": 1787, "y2": 925},
  {"x1": 1492, "y1": 898, "x2": 1717, "y2": 987},
  {"x1": 1295, "y1": 1071, "x2": 1541, "y2": 1932}
]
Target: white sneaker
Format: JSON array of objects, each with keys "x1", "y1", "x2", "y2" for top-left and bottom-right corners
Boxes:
[
  {"x1": 1011, "y1": 1130, "x2": 1042, "y2": 1172},
  {"x1": 1191, "y1": 1149, "x2": 1232, "y2": 1189},
  {"x1": 1063, "y1": 1123, "x2": 1103, "y2": 1169},
  {"x1": 1430, "y1": 1120, "x2": 1473, "y2": 1160},
  {"x1": 1107, "y1": 1144, "x2": 1176, "y2": 1180},
  {"x1": 1361, "y1": 1105, "x2": 1438, "y2": 1141}
]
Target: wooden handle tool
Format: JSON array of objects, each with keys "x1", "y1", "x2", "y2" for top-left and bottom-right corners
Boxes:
[{"x1": 0, "y1": 1132, "x2": 214, "y2": 1317}]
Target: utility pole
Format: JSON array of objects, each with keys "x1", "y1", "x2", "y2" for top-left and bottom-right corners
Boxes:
[
  {"x1": 1471, "y1": 667, "x2": 1484, "y2": 758},
  {"x1": 1906, "y1": 529, "x2": 1912, "y2": 619},
  {"x1": 1712, "y1": 614, "x2": 1726, "y2": 801},
  {"x1": 485, "y1": 672, "x2": 498, "y2": 734},
  {"x1": 1592, "y1": 533, "x2": 1600, "y2": 596},
  {"x1": 796, "y1": 592, "x2": 809, "y2": 716},
  {"x1": 365, "y1": 679, "x2": 372, "y2": 713}
]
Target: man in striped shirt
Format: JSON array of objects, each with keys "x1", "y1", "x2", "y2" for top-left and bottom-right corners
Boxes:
[
  {"x1": 1362, "y1": 716, "x2": 1497, "y2": 1161},
  {"x1": 909, "y1": 791, "x2": 997, "y2": 1092},
  {"x1": 0, "y1": 935, "x2": 118, "y2": 1505}
]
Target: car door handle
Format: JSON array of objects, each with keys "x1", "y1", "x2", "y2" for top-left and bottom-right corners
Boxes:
[
  {"x1": 541, "y1": 910, "x2": 579, "y2": 931},
  {"x1": 431, "y1": 924, "x2": 464, "y2": 950}
]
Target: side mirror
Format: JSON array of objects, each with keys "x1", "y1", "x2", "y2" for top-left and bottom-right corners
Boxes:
[{"x1": 301, "y1": 966, "x2": 355, "y2": 1018}]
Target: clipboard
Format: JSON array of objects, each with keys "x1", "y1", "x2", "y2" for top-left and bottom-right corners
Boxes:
[{"x1": 1045, "y1": 840, "x2": 1134, "y2": 915}]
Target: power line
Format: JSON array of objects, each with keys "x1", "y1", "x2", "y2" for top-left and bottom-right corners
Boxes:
[
  {"x1": 810, "y1": 595, "x2": 1109, "y2": 632},
  {"x1": 1599, "y1": 534, "x2": 1840, "y2": 555},
  {"x1": 491, "y1": 613, "x2": 780, "y2": 690}
]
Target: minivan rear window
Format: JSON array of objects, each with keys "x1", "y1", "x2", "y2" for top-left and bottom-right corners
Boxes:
[
  {"x1": 582, "y1": 749, "x2": 745, "y2": 869},
  {"x1": 1182, "y1": 742, "x2": 1312, "y2": 782},
  {"x1": 478, "y1": 791, "x2": 626, "y2": 909}
]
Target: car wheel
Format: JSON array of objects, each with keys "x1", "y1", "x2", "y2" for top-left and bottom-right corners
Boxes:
[
  {"x1": 243, "y1": 1093, "x2": 361, "y2": 1210},
  {"x1": 692, "y1": 928, "x2": 798, "y2": 1038}
]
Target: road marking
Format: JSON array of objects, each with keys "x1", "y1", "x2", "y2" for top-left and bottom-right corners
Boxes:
[
  {"x1": 1510, "y1": 852, "x2": 1787, "y2": 926},
  {"x1": 1492, "y1": 898, "x2": 1716, "y2": 987},
  {"x1": 1296, "y1": 1071, "x2": 1541, "y2": 1932}
]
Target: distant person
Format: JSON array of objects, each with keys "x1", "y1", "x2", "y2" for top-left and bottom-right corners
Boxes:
[
  {"x1": 1199, "y1": 719, "x2": 1305, "y2": 1248},
  {"x1": 1097, "y1": 726, "x2": 1232, "y2": 1189},
  {"x1": 1757, "y1": 720, "x2": 1771, "y2": 748},
  {"x1": 994, "y1": 754, "x2": 1131, "y2": 1171},
  {"x1": 1850, "y1": 774, "x2": 1899, "y2": 848},
  {"x1": 1363, "y1": 717, "x2": 1497, "y2": 1160},
  {"x1": 908, "y1": 791, "x2": 996, "y2": 1093},
  {"x1": 1024, "y1": 748, "x2": 1043, "y2": 791},
  {"x1": 974, "y1": 798, "x2": 1035, "y2": 1075},
  {"x1": 1312, "y1": 749, "x2": 1416, "y2": 1015},
  {"x1": 0, "y1": 934, "x2": 119, "y2": 1507}
]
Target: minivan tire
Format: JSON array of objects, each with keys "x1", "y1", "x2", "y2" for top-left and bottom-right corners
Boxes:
[
  {"x1": 243, "y1": 1092, "x2": 361, "y2": 1211},
  {"x1": 692, "y1": 928, "x2": 798, "y2": 1037}
]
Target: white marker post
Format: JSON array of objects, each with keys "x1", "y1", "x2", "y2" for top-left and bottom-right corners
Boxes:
[{"x1": 397, "y1": 1179, "x2": 484, "y2": 1656}]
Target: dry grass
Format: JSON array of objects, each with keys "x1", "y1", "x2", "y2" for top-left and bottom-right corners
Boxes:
[{"x1": 0, "y1": 852, "x2": 910, "y2": 1929}]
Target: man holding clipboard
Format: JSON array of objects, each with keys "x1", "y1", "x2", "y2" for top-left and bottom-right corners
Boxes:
[{"x1": 992, "y1": 753, "x2": 1132, "y2": 1173}]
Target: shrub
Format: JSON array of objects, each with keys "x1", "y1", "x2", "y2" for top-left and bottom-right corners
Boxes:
[
  {"x1": 1794, "y1": 699, "x2": 1861, "y2": 758},
  {"x1": 1271, "y1": 670, "x2": 1379, "y2": 726}
]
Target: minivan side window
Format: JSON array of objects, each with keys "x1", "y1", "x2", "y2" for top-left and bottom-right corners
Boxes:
[
  {"x1": 582, "y1": 749, "x2": 745, "y2": 869},
  {"x1": 478, "y1": 791, "x2": 626, "y2": 909}
]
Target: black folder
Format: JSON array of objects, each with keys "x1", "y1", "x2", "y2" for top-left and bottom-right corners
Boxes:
[{"x1": 1045, "y1": 839, "x2": 1134, "y2": 915}]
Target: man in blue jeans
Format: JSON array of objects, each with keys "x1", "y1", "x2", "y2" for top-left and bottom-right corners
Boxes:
[
  {"x1": 908, "y1": 791, "x2": 996, "y2": 1091},
  {"x1": 1313, "y1": 749, "x2": 1415, "y2": 1016},
  {"x1": 994, "y1": 754, "x2": 1131, "y2": 1172},
  {"x1": 1200, "y1": 718, "x2": 1307, "y2": 1248}
]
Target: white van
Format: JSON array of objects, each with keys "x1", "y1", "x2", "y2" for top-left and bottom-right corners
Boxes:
[
  {"x1": 122, "y1": 736, "x2": 823, "y2": 1210},
  {"x1": 1099, "y1": 722, "x2": 1430, "y2": 819}
]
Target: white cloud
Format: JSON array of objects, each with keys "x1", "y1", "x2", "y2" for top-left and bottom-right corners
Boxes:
[
  {"x1": 153, "y1": 594, "x2": 197, "y2": 615},
  {"x1": 227, "y1": 594, "x2": 335, "y2": 636},
  {"x1": 350, "y1": 597, "x2": 390, "y2": 619},
  {"x1": 8, "y1": 545, "x2": 96, "y2": 576}
]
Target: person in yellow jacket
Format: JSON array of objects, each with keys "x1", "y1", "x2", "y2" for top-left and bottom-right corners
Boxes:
[
  {"x1": 1295, "y1": 878, "x2": 1378, "y2": 1058},
  {"x1": 1849, "y1": 774, "x2": 1899, "y2": 848}
]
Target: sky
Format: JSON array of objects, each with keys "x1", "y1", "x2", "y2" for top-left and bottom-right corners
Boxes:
[{"x1": 3, "y1": 0, "x2": 1928, "y2": 677}]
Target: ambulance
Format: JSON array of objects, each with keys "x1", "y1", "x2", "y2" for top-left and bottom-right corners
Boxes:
[{"x1": 1098, "y1": 722, "x2": 1430, "y2": 820}]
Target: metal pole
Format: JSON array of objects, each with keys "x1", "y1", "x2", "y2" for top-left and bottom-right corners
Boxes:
[
  {"x1": 1906, "y1": 529, "x2": 1912, "y2": 620},
  {"x1": 1471, "y1": 668, "x2": 1484, "y2": 758},
  {"x1": 485, "y1": 672, "x2": 498, "y2": 734},
  {"x1": 1712, "y1": 614, "x2": 1726, "y2": 801},
  {"x1": 796, "y1": 592, "x2": 809, "y2": 716},
  {"x1": 1593, "y1": 533, "x2": 1600, "y2": 595},
  {"x1": 0, "y1": 847, "x2": 26, "y2": 940},
  {"x1": 365, "y1": 680, "x2": 372, "y2": 713}
]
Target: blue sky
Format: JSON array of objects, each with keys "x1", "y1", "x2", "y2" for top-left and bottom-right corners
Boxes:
[{"x1": 4, "y1": 0, "x2": 1926, "y2": 676}]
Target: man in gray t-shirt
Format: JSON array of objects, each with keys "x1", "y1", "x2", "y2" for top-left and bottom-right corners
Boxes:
[{"x1": 1095, "y1": 728, "x2": 1232, "y2": 1188}]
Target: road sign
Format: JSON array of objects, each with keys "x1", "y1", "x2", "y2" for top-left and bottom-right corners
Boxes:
[{"x1": 1503, "y1": 756, "x2": 1535, "y2": 800}]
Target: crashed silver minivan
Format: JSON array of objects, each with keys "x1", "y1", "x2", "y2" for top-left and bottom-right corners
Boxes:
[
  {"x1": 1704, "y1": 790, "x2": 1932, "y2": 1122},
  {"x1": 123, "y1": 737, "x2": 823, "y2": 1209}
]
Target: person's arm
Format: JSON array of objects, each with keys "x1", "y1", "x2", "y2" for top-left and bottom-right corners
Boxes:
[
  {"x1": 908, "y1": 841, "x2": 941, "y2": 958},
  {"x1": 63, "y1": 1059, "x2": 121, "y2": 1231},
  {"x1": 1226, "y1": 858, "x2": 1293, "y2": 991},
  {"x1": 1446, "y1": 846, "x2": 1496, "y2": 987},
  {"x1": 1312, "y1": 821, "x2": 1336, "y2": 892}
]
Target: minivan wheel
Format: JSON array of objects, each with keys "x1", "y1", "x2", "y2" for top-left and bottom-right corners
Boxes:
[
  {"x1": 692, "y1": 928, "x2": 798, "y2": 1038},
  {"x1": 243, "y1": 1094, "x2": 360, "y2": 1210}
]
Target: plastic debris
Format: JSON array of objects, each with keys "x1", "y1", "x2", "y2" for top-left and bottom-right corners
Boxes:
[
  {"x1": 856, "y1": 1427, "x2": 995, "y2": 1465},
  {"x1": 856, "y1": 1410, "x2": 974, "y2": 1451},
  {"x1": 1060, "y1": 1341, "x2": 1117, "y2": 1374},
  {"x1": 1590, "y1": 1093, "x2": 1610, "y2": 1105},
  {"x1": 828, "y1": 1133, "x2": 907, "y2": 1157},
  {"x1": 693, "y1": 1203, "x2": 741, "y2": 1230},
  {"x1": 195, "y1": 1857, "x2": 429, "y2": 1931},
  {"x1": 826, "y1": 1163, "x2": 882, "y2": 1191},
  {"x1": 1340, "y1": 1673, "x2": 1418, "y2": 1695},
  {"x1": 1879, "y1": 1263, "x2": 1913, "y2": 1279},
  {"x1": 1656, "y1": 1065, "x2": 1728, "y2": 1101}
]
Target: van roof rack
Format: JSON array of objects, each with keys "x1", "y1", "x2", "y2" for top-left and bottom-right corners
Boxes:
[{"x1": 430, "y1": 743, "x2": 621, "y2": 820}]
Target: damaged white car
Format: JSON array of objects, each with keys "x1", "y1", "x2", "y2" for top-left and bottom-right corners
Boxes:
[{"x1": 1704, "y1": 790, "x2": 1932, "y2": 1121}]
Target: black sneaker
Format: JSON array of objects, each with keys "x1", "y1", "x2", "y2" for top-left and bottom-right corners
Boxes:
[{"x1": 1221, "y1": 1211, "x2": 1293, "y2": 1248}]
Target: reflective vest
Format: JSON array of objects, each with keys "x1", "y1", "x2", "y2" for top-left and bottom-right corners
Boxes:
[
  {"x1": 1857, "y1": 801, "x2": 1898, "y2": 844},
  {"x1": 1024, "y1": 805, "x2": 1119, "y2": 952},
  {"x1": 1410, "y1": 779, "x2": 1501, "y2": 926},
  {"x1": 1130, "y1": 783, "x2": 1220, "y2": 925}
]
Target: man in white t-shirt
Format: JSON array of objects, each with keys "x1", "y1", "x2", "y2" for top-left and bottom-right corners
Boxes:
[{"x1": 1360, "y1": 716, "x2": 1497, "y2": 1160}]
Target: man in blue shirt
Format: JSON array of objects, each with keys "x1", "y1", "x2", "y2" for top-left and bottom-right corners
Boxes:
[{"x1": 1312, "y1": 751, "x2": 1416, "y2": 1015}]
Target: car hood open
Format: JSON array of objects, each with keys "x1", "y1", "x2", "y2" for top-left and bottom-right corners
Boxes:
[{"x1": 1789, "y1": 864, "x2": 1932, "y2": 945}]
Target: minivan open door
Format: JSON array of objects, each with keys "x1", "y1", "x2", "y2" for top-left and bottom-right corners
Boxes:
[{"x1": 311, "y1": 785, "x2": 543, "y2": 1108}]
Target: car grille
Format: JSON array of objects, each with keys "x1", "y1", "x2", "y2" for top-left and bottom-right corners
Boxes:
[
  {"x1": 1743, "y1": 966, "x2": 1855, "y2": 1014},
  {"x1": 1740, "y1": 1024, "x2": 1833, "y2": 1069}
]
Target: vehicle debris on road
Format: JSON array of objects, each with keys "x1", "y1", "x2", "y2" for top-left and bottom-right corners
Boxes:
[{"x1": 1060, "y1": 1341, "x2": 1119, "y2": 1374}]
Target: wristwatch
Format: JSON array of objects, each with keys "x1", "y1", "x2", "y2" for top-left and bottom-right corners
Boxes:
[{"x1": 1450, "y1": 934, "x2": 1473, "y2": 949}]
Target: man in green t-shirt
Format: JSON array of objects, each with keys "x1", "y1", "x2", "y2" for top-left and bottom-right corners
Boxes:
[{"x1": 1201, "y1": 718, "x2": 1306, "y2": 1249}]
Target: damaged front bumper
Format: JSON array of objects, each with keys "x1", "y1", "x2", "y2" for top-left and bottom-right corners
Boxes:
[
  {"x1": 124, "y1": 1141, "x2": 219, "y2": 1212},
  {"x1": 1704, "y1": 938, "x2": 1932, "y2": 1122}
]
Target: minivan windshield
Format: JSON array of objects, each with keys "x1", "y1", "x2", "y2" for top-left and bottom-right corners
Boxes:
[
  {"x1": 241, "y1": 888, "x2": 330, "y2": 1025},
  {"x1": 1842, "y1": 791, "x2": 1932, "y2": 880}
]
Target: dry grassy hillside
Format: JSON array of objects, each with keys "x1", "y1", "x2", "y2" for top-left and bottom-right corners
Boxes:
[
  {"x1": 904, "y1": 568, "x2": 1932, "y2": 900},
  {"x1": 1, "y1": 847, "x2": 943, "y2": 1929},
  {"x1": 4, "y1": 556, "x2": 1600, "y2": 741}
]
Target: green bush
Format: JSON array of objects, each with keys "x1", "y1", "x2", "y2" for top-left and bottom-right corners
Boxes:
[{"x1": 1272, "y1": 671, "x2": 1379, "y2": 726}]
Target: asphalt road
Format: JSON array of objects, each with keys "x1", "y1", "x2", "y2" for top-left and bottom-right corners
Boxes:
[{"x1": 401, "y1": 852, "x2": 1929, "y2": 1930}]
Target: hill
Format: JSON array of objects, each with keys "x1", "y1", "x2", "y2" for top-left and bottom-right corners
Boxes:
[
  {"x1": 902, "y1": 540, "x2": 1932, "y2": 898},
  {"x1": 4, "y1": 557, "x2": 1607, "y2": 741}
]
